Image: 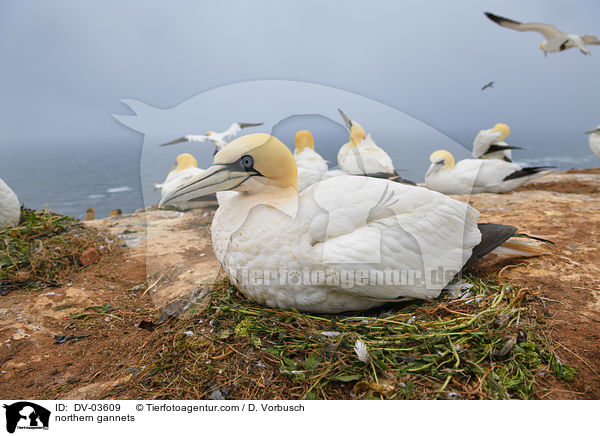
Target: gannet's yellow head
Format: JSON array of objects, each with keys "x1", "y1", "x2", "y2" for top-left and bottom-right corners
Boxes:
[
  {"x1": 159, "y1": 134, "x2": 298, "y2": 207},
  {"x1": 175, "y1": 153, "x2": 198, "y2": 172},
  {"x1": 492, "y1": 123, "x2": 510, "y2": 141},
  {"x1": 205, "y1": 130, "x2": 215, "y2": 136},
  {"x1": 295, "y1": 130, "x2": 314, "y2": 152},
  {"x1": 539, "y1": 41, "x2": 546, "y2": 51},
  {"x1": 428, "y1": 150, "x2": 455, "y2": 169}
]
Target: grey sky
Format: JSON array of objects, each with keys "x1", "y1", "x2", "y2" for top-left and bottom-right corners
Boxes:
[{"x1": 1, "y1": 0, "x2": 599, "y2": 156}]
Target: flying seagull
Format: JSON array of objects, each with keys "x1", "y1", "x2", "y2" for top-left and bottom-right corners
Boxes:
[
  {"x1": 161, "y1": 122, "x2": 264, "y2": 153},
  {"x1": 481, "y1": 81, "x2": 495, "y2": 91},
  {"x1": 484, "y1": 12, "x2": 600, "y2": 55}
]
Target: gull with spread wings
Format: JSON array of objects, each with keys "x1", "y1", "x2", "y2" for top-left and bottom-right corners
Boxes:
[{"x1": 485, "y1": 12, "x2": 600, "y2": 56}]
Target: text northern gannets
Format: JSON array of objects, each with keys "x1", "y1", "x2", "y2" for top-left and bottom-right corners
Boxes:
[
  {"x1": 294, "y1": 130, "x2": 329, "y2": 192},
  {"x1": 485, "y1": 12, "x2": 600, "y2": 55},
  {"x1": 0, "y1": 178, "x2": 20, "y2": 230},
  {"x1": 425, "y1": 150, "x2": 554, "y2": 194},
  {"x1": 161, "y1": 122, "x2": 263, "y2": 154},
  {"x1": 585, "y1": 125, "x2": 600, "y2": 158},
  {"x1": 160, "y1": 133, "x2": 547, "y2": 313},
  {"x1": 472, "y1": 123, "x2": 521, "y2": 162}
]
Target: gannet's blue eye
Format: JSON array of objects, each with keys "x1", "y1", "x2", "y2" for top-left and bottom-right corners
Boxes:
[{"x1": 241, "y1": 155, "x2": 254, "y2": 170}]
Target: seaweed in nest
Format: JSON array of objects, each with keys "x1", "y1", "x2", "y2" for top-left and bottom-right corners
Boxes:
[
  {"x1": 127, "y1": 275, "x2": 576, "y2": 400},
  {"x1": 0, "y1": 208, "x2": 121, "y2": 295}
]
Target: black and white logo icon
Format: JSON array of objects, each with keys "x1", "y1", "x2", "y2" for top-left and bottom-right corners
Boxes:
[{"x1": 3, "y1": 402, "x2": 50, "y2": 434}]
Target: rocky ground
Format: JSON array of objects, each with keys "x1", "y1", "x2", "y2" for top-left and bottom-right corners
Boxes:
[{"x1": 0, "y1": 169, "x2": 598, "y2": 399}]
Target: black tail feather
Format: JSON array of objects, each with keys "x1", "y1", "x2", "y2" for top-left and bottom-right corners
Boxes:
[
  {"x1": 484, "y1": 144, "x2": 523, "y2": 155},
  {"x1": 464, "y1": 223, "x2": 517, "y2": 268},
  {"x1": 503, "y1": 166, "x2": 555, "y2": 181}
]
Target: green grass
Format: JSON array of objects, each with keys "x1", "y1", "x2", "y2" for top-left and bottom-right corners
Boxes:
[
  {"x1": 0, "y1": 208, "x2": 119, "y2": 294},
  {"x1": 133, "y1": 276, "x2": 575, "y2": 400}
]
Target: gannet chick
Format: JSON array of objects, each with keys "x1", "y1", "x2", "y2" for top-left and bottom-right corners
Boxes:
[
  {"x1": 0, "y1": 178, "x2": 20, "y2": 230},
  {"x1": 485, "y1": 12, "x2": 600, "y2": 55},
  {"x1": 337, "y1": 109, "x2": 415, "y2": 185},
  {"x1": 158, "y1": 153, "x2": 217, "y2": 209},
  {"x1": 161, "y1": 122, "x2": 264, "y2": 154},
  {"x1": 85, "y1": 207, "x2": 95, "y2": 221},
  {"x1": 472, "y1": 123, "x2": 521, "y2": 162},
  {"x1": 425, "y1": 150, "x2": 555, "y2": 194},
  {"x1": 585, "y1": 125, "x2": 600, "y2": 158},
  {"x1": 294, "y1": 130, "x2": 328, "y2": 192},
  {"x1": 160, "y1": 133, "x2": 549, "y2": 313}
]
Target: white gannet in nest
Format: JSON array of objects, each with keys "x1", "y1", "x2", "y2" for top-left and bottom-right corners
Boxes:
[
  {"x1": 294, "y1": 130, "x2": 329, "y2": 192},
  {"x1": 337, "y1": 109, "x2": 415, "y2": 185},
  {"x1": 472, "y1": 123, "x2": 521, "y2": 162},
  {"x1": 0, "y1": 178, "x2": 20, "y2": 230},
  {"x1": 485, "y1": 12, "x2": 600, "y2": 56},
  {"x1": 425, "y1": 150, "x2": 555, "y2": 195},
  {"x1": 585, "y1": 125, "x2": 600, "y2": 159},
  {"x1": 155, "y1": 153, "x2": 217, "y2": 208},
  {"x1": 161, "y1": 122, "x2": 264, "y2": 154},
  {"x1": 160, "y1": 133, "x2": 550, "y2": 313}
]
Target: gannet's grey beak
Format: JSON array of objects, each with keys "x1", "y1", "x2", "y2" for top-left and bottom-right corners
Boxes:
[
  {"x1": 584, "y1": 129, "x2": 599, "y2": 135},
  {"x1": 159, "y1": 164, "x2": 257, "y2": 207},
  {"x1": 425, "y1": 162, "x2": 441, "y2": 178},
  {"x1": 337, "y1": 108, "x2": 353, "y2": 131}
]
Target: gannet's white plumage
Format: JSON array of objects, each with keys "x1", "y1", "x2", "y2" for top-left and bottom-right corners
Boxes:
[
  {"x1": 425, "y1": 150, "x2": 554, "y2": 195},
  {"x1": 472, "y1": 123, "x2": 519, "y2": 162},
  {"x1": 161, "y1": 122, "x2": 264, "y2": 152},
  {"x1": 485, "y1": 12, "x2": 600, "y2": 55},
  {"x1": 159, "y1": 134, "x2": 547, "y2": 313},
  {"x1": 0, "y1": 178, "x2": 20, "y2": 230},
  {"x1": 293, "y1": 130, "x2": 328, "y2": 192},
  {"x1": 336, "y1": 109, "x2": 395, "y2": 177},
  {"x1": 585, "y1": 125, "x2": 600, "y2": 158}
]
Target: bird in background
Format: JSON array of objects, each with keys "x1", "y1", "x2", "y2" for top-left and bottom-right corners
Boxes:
[
  {"x1": 481, "y1": 81, "x2": 495, "y2": 91},
  {"x1": 425, "y1": 150, "x2": 555, "y2": 195},
  {"x1": 159, "y1": 133, "x2": 551, "y2": 313},
  {"x1": 85, "y1": 207, "x2": 95, "y2": 221},
  {"x1": 293, "y1": 130, "x2": 329, "y2": 192},
  {"x1": 161, "y1": 122, "x2": 264, "y2": 154},
  {"x1": 336, "y1": 109, "x2": 415, "y2": 185},
  {"x1": 472, "y1": 123, "x2": 521, "y2": 162},
  {"x1": 155, "y1": 153, "x2": 217, "y2": 208},
  {"x1": 585, "y1": 125, "x2": 600, "y2": 159},
  {"x1": 0, "y1": 178, "x2": 20, "y2": 230},
  {"x1": 484, "y1": 12, "x2": 600, "y2": 56},
  {"x1": 109, "y1": 209, "x2": 122, "y2": 218}
]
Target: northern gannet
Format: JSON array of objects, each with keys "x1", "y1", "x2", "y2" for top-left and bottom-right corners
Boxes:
[
  {"x1": 585, "y1": 125, "x2": 600, "y2": 158},
  {"x1": 156, "y1": 153, "x2": 217, "y2": 208},
  {"x1": 481, "y1": 81, "x2": 495, "y2": 91},
  {"x1": 485, "y1": 12, "x2": 600, "y2": 55},
  {"x1": 160, "y1": 133, "x2": 548, "y2": 313},
  {"x1": 425, "y1": 150, "x2": 555, "y2": 195},
  {"x1": 337, "y1": 109, "x2": 415, "y2": 185},
  {"x1": 85, "y1": 207, "x2": 95, "y2": 221},
  {"x1": 161, "y1": 122, "x2": 264, "y2": 154},
  {"x1": 0, "y1": 178, "x2": 20, "y2": 230},
  {"x1": 294, "y1": 130, "x2": 329, "y2": 192},
  {"x1": 472, "y1": 123, "x2": 521, "y2": 162}
]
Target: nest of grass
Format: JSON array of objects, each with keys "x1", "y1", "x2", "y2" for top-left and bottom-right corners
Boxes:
[
  {"x1": 0, "y1": 208, "x2": 121, "y2": 295},
  {"x1": 131, "y1": 275, "x2": 575, "y2": 400}
]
